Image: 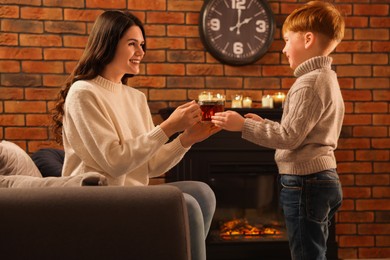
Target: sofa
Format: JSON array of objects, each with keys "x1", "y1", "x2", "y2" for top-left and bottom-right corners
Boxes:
[{"x1": 0, "y1": 141, "x2": 191, "y2": 260}]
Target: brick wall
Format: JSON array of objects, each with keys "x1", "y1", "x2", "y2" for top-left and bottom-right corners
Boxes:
[{"x1": 0, "y1": 0, "x2": 389, "y2": 258}]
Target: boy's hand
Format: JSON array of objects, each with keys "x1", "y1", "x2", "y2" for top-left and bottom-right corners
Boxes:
[
  {"x1": 244, "y1": 113, "x2": 264, "y2": 122},
  {"x1": 211, "y1": 110, "x2": 245, "y2": 132},
  {"x1": 180, "y1": 122, "x2": 221, "y2": 148}
]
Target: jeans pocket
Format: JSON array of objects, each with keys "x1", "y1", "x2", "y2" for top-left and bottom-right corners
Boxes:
[
  {"x1": 280, "y1": 175, "x2": 302, "y2": 218},
  {"x1": 305, "y1": 178, "x2": 342, "y2": 223}
]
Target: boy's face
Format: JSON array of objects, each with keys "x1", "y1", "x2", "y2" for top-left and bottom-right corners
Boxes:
[{"x1": 282, "y1": 31, "x2": 308, "y2": 70}]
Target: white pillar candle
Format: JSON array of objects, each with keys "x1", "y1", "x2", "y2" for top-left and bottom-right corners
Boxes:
[
  {"x1": 242, "y1": 97, "x2": 252, "y2": 108},
  {"x1": 262, "y1": 95, "x2": 273, "y2": 108}
]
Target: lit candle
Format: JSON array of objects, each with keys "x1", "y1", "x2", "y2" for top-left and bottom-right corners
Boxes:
[
  {"x1": 262, "y1": 95, "x2": 273, "y2": 108},
  {"x1": 272, "y1": 92, "x2": 286, "y2": 109},
  {"x1": 231, "y1": 94, "x2": 243, "y2": 108},
  {"x1": 242, "y1": 97, "x2": 252, "y2": 108}
]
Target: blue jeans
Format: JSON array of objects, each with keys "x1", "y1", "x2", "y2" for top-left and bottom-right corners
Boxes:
[
  {"x1": 279, "y1": 169, "x2": 342, "y2": 260},
  {"x1": 167, "y1": 181, "x2": 216, "y2": 260}
]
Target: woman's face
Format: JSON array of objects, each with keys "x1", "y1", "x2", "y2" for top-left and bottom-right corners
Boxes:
[{"x1": 108, "y1": 25, "x2": 145, "y2": 77}]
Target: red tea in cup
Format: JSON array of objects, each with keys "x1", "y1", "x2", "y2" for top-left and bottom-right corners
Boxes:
[
  {"x1": 199, "y1": 100, "x2": 225, "y2": 121},
  {"x1": 198, "y1": 92, "x2": 225, "y2": 121}
]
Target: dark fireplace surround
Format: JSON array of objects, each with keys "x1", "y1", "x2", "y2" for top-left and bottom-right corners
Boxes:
[{"x1": 160, "y1": 108, "x2": 338, "y2": 260}]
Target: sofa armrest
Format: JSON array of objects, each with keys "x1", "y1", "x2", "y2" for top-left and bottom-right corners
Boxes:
[{"x1": 0, "y1": 185, "x2": 190, "y2": 260}]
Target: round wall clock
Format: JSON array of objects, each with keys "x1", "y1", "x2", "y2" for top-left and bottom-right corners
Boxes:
[{"x1": 199, "y1": 0, "x2": 275, "y2": 66}]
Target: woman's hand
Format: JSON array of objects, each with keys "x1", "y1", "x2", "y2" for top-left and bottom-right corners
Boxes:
[
  {"x1": 179, "y1": 122, "x2": 221, "y2": 148},
  {"x1": 160, "y1": 101, "x2": 201, "y2": 137},
  {"x1": 211, "y1": 110, "x2": 245, "y2": 132}
]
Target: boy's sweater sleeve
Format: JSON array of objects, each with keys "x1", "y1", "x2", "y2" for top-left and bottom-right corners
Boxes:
[{"x1": 242, "y1": 87, "x2": 323, "y2": 150}]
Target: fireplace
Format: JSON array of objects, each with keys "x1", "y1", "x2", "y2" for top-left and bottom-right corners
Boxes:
[{"x1": 160, "y1": 108, "x2": 338, "y2": 260}]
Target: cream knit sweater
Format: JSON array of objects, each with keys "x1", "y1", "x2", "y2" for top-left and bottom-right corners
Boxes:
[
  {"x1": 242, "y1": 56, "x2": 345, "y2": 175},
  {"x1": 62, "y1": 75, "x2": 189, "y2": 186}
]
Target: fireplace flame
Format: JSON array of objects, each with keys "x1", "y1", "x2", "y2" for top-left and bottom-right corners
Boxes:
[{"x1": 220, "y1": 218, "x2": 281, "y2": 239}]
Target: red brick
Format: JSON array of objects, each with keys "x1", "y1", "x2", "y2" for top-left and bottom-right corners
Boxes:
[
  {"x1": 373, "y1": 41, "x2": 390, "y2": 52},
  {"x1": 43, "y1": 0, "x2": 83, "y2": 7},
  {"x1": 357, "y1": 199, "x2": 390, "y2": 211},
  {"x1": 20, "y1": 34, "x2": 62, "y2": 47},
  {"x1": 147, "y1": 12, "x2": 184, "y2": 24},
  {"x1": 336, "y1": 222, "x2": 356, "y2": 235},
  {"x1": 0, "y1": 61, "x2": 20, "y2": 73},
  {"x1": 335, "y1": 150, "x2": 354, "y2": 161},
  {"x1": 186, "y1": 38, "x2": 203, "y2": 50},
  {"x1": 206, "y1": 77, "x2": 243, "y2": 89},
  {"x1": 167, "y1": 25, "x2": 198, "y2": 37},
  {"x1": 373, "y1": 187, "x2": 390, "y2": 198},
  {"x1": 0, "y1": 115, "x2": 25, "y2": 126},
  {"x1": 144, "y1": 25, "x2": 166, "y2": 37},
  {"x1": 338, "y1": 78, "x2": 354, "y2": 89},
  {"x1": 359, "y1": 224, "x2": 390, "y2": 235},
  {"x1": 26, "y1": 114, "x2": 51, "y2": 127},
  {"x1": 354, "y1": 126, "x2": 388, "y2": 137},
  {"x1": 356, "y1": 78, "x2": 389, "y2": 89},
  {"x1": 63, "y1": 35, "x2": 88, "y2": 48},
  {"x1": 167, "y1": 1, "x2": 203, "y2": 11},
  {"x1": 147, "y1": 38, "x2": 185, "y2": 50},
  {"x1": 5, "y1": 127, "x2": 48, "y2": 140},
  {"x1": 21, "y1": 7, "x2": 62, "y2": 20},
  {"x1": 0, "y1": 87, "x2": 23, "y2": 99},
  {"x1": 355, "y1": 29, "x2": 389, "y2": 40},
  {"x1": 64, "y1": 9, "x2": 103, "y2": 22},
  {"x1": 246, "y1": 78, "x2": 280, "y2": 90},
  {"x1": 4, "y1": 101, "x2": 47, "y2": 113},
  {"x1": 0, "y1": 5, "x2": 19, "y2": 18},
  {"x1": 342, "y1": 114, "x2": 372, "y2": 125},
  {"x1": 341, "y1": 90, "x2": 372, "y2": 101},
  {"x1": 45, "y1": 21, "x2": 86, "y2": 34},
  {"x1": 224, "y1": 65, "x2": 261, "y2": 77},
  {"x1": 331, "y1": 53, "x2": 352, "y2": 65},
  {"x1": 371, "y1": 17, "x2": 390, "y2": 28},
  {"x1": 356, "y1": 174, "x2": 389, "y2": 186},
  {"x1": 337, "y1": 66, "x2": 372, "y2": 77},
  {"x1": 1, "y1": 19, "x2": 43, "y2": 33},
  {"x1": 130, "y1": 76, "x2": 165, "y2": 88},
  {"x1": 372, "y1": 138, "x2": 390, "y2": 149},
  {"x1": 374, "y1": 90, "x2": 390, "y2": 101},
  {"x1": 359, "y1": 247, "x2": 390, "y2": 258},
  {"x1": 27, "y1": 141, "x2": 63, "y2": 153},
  {"x1": 262, "y1": 66, "x2": 292, "y2": 77},
  {"x1": 65, "y1": 61, "x2": 77, "y2": 74},
  {"x1": 142, "y1": 50, "x2": 166, "y2": 62},
  {"x1": 374, "y1": 114, "x2": 390, "y2": 125},
  {"x1": 354, "y1": 4, "x2": 389, "y2": 16},
  {"x1": 338, "y1": 212, "x2": 374, "y2": 223},
  {"x1": 22, "y1": 61, "x2": 63, "y2": 73},
  {"x1": 374, "y1": 66, "x2": 390, "y2": 77},
  {"x1": 186, "y1": 13, "x2": 199, "y2": 25},
  {"x1": 147, "y1": 64, "x2": 184, "y2": 76},
  {"x1": 353, "y1": 54, "x2": 388, "y2": 65},
  {"x1": 25, "y1": 88, "x2": 58, "y2": 100},
  {"x1": 338, "y1": 162, "x2": 372, "y2": 174},
  {"x1": 339, "y1": 235, "x2": 374, "y2": 247},
  {"x1": 167, "y1": 51, "x2": 204, "y2": 63},
  {"x1": 86, "y1": 0, "x2": 125, "y2": 8},
  {"x1": 149, "y1": 89, "x2": 187, "y2": 101},
  {"x1": 186, "y1": 64, "x2": 223, "y2": 76},
  {"x1": 342, "y1": 187, "x2": 371, "y2": 199},
  {"x1": 376, "y1": 236, "x2": 390, "y2": 247},
  {"x1": 0, "y1": 33, "x2": 18, "y2": 46},
  {"x1": 357, "y1": 150, "x2": 389, "y2": 161},
  {"x1": 374, "y1": 163, "x2": 390, "y2": 173},
  {"x1": 128, "y1": 0, "x2": 166, "y2": 10},
  {"x1": 44, "y1": 48, "x2": 83, "y2": 60},
  {"x1": 338, "y1": 248, "x2": 357, "y2": 260},
  {"x1": 344, "y1": 16, "x2": 368, "y2": 28},
  {"x1": 1, "y1": 73, "x2": 41, "y2": 87},
  {"x1": 43, "y1": 75, "x2": 67, "y2": 87},
  {"x1": 0, "y1": 47, "x2": 42, "y2": 59},
  {"x1": 167, "y1": 77, "x2": 204, "y2": 89},
  {"x1": 336, "y1": 41, "x2": 371, "y2": 53}
]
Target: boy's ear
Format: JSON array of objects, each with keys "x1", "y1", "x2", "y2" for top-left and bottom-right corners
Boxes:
[{"x1": 304, "y1": 32, "x2": 315, "y2": 49}]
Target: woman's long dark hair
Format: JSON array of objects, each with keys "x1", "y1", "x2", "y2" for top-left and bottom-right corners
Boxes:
[{"x1": 52, "y1": 10, "x2": 146, "y2": 144}]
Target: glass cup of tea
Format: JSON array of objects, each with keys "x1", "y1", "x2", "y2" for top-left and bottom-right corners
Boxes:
[{"x1": 198, "y1": 91, "x2": 225, "y2": 121}]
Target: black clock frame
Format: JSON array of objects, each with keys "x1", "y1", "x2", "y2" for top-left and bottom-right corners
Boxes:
[{"x1": 199, "y1": 0, "x2": 275, "y2": 66}]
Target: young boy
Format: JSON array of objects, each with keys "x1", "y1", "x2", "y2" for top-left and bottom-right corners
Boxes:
[{"x1": 211, "y1": 1, "x2": 345, "y2": 259}]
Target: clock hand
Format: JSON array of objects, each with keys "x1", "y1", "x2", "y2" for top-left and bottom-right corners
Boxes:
[
  {"x1": 229, "y1": 9, "x2": 242, "y2": 35},
  {"x1": 229, "y1": 16, "x2": 254, "y2": 35}
]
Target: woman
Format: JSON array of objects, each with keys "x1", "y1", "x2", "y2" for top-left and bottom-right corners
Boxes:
[{"x1": 52, "y1": 10, "x2": 219, "y2": 260}]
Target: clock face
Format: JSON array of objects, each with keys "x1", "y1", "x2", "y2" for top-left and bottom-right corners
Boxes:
[{"x1": 199, "y1": 0, "x2": 275, "y2": 66}]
